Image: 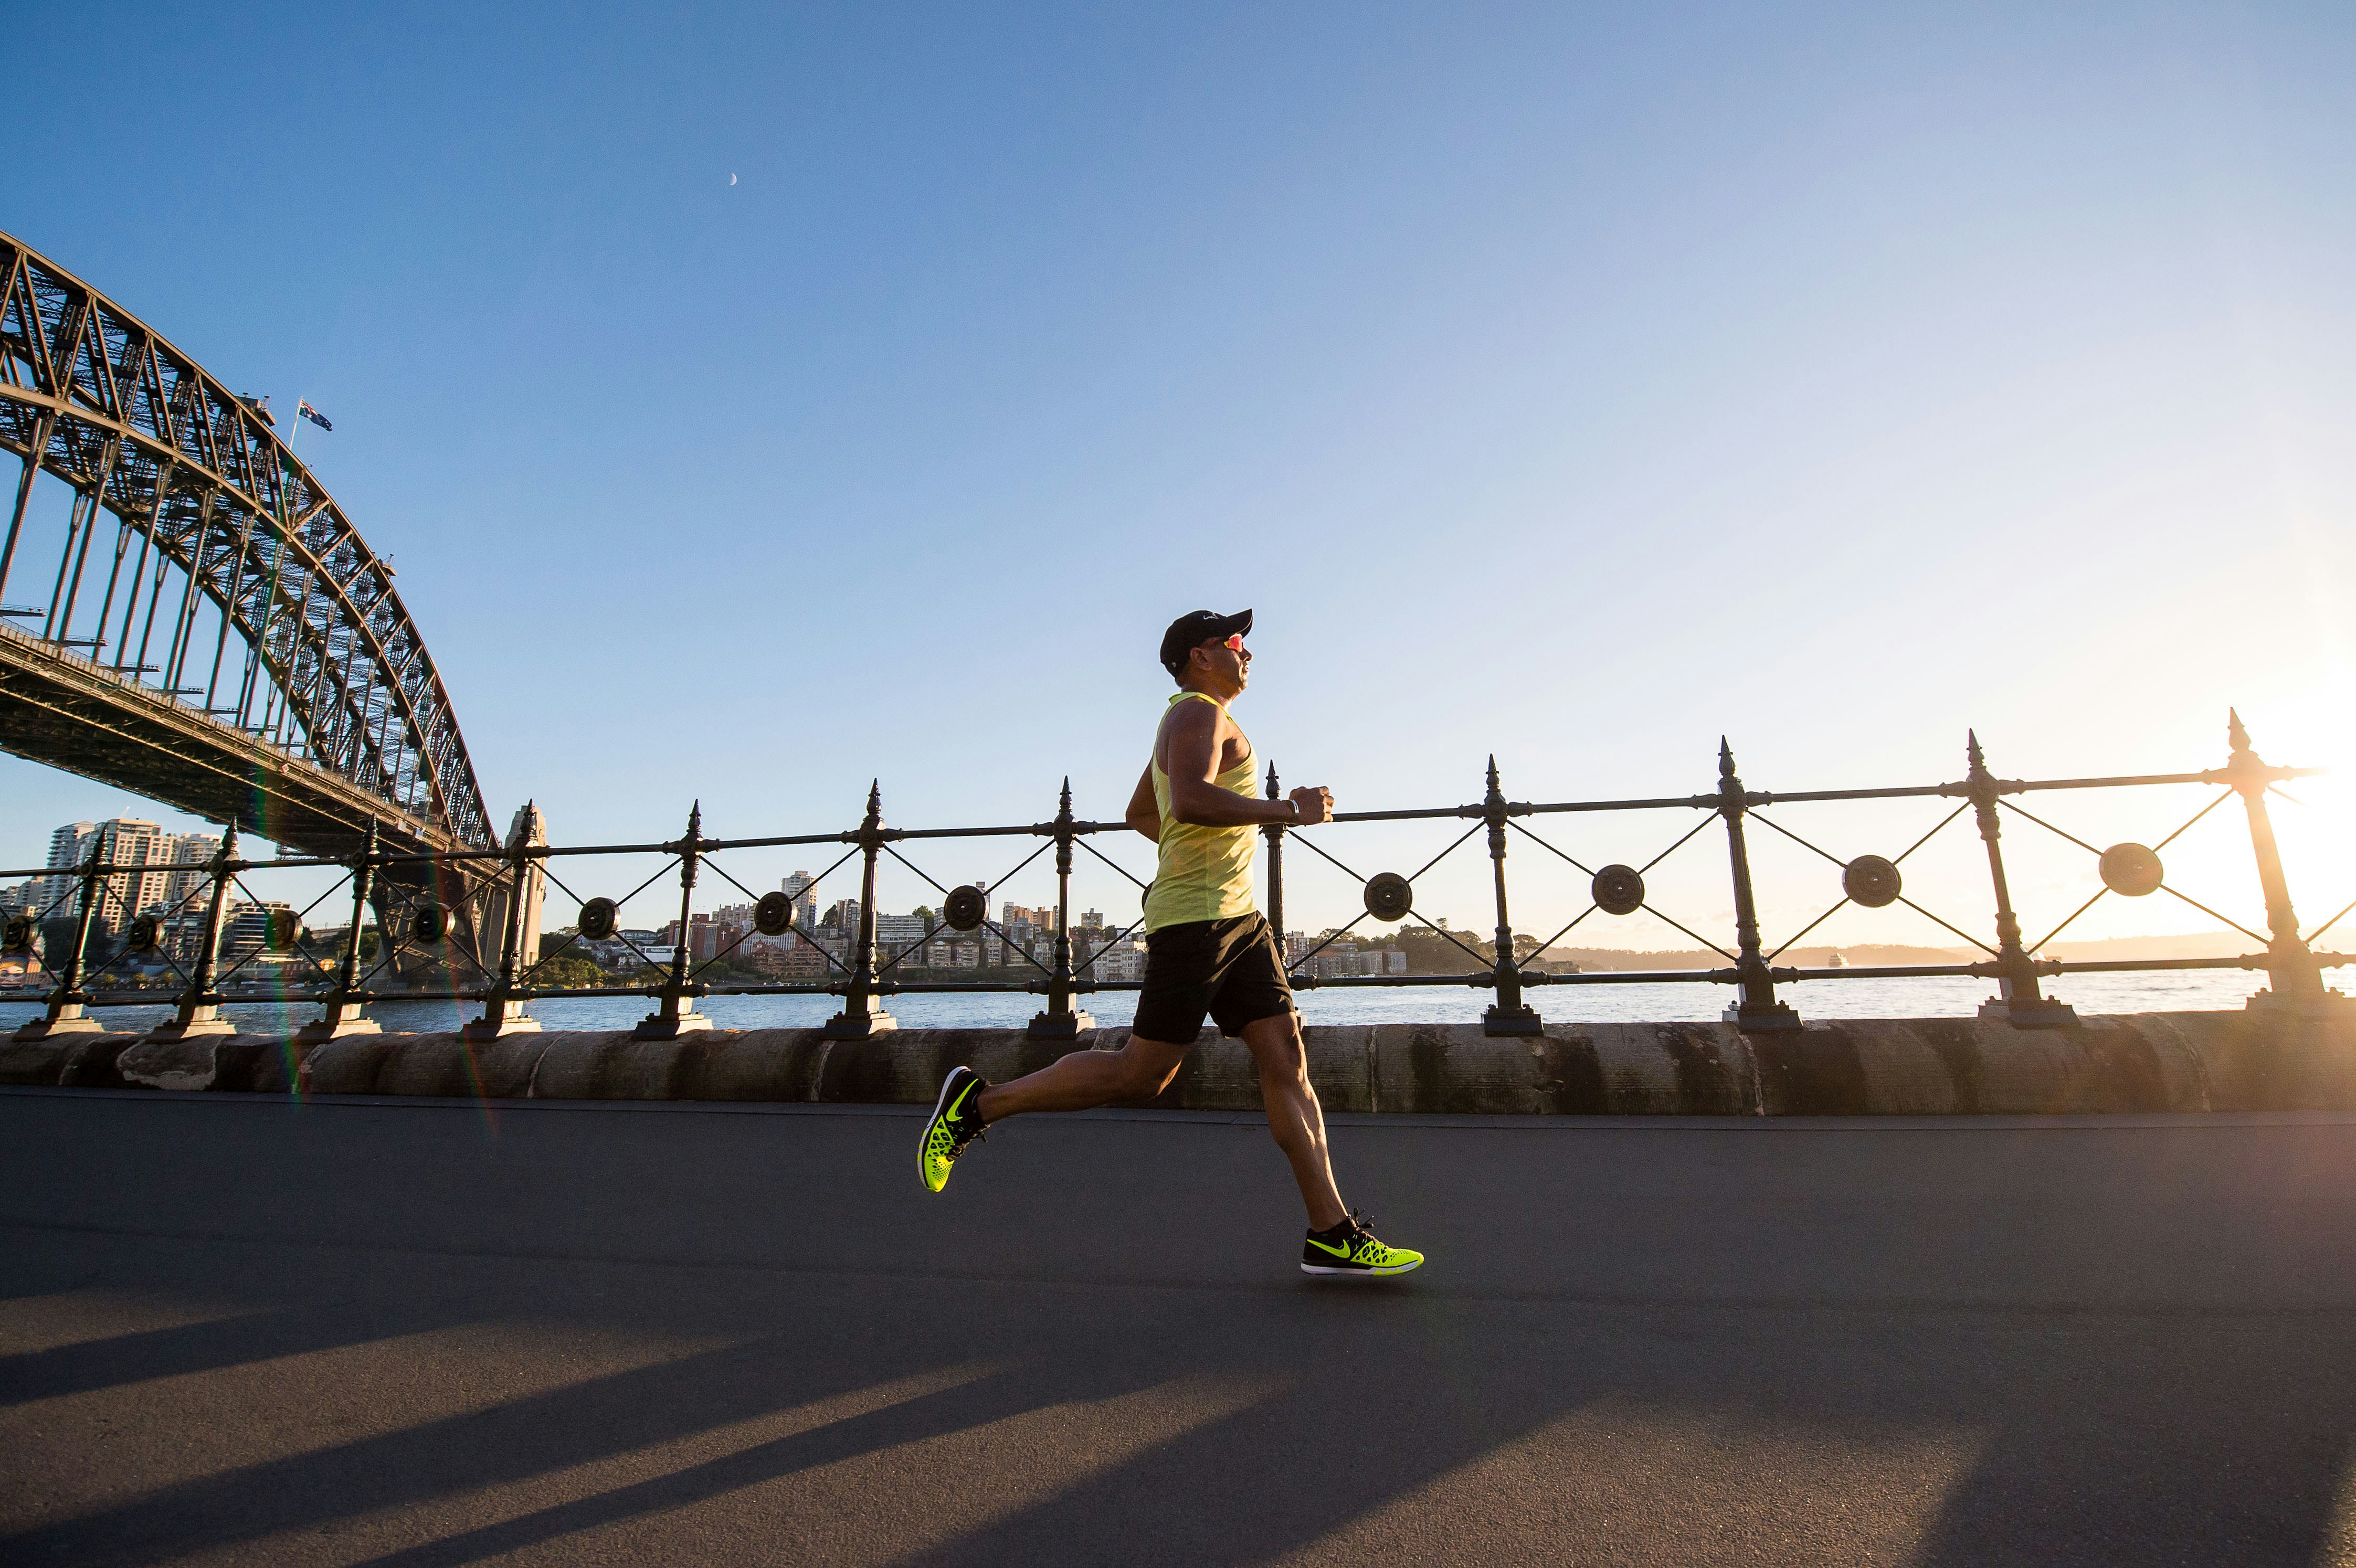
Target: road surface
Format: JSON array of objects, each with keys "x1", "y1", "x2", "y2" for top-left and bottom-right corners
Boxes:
[{"x1": 6, "y1": 1088, "x2": 2356, "y2": 1565}]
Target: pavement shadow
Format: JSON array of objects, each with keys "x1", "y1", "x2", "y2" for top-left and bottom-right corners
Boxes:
[
  {"x1": 0, "y1": 1299, "x2": 447, "y2": 1408},
  {"x1": 0, "y1": 1328, "x2": 1189, "y2": 1566},
  {"x1": 892, "y1": 1294, "x2": 2356, "y2": 1566}
]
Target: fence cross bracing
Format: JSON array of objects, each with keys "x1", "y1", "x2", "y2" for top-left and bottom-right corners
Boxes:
[{"x1": 6, "y1": 713, "x2": 2351, "y2": 1045}]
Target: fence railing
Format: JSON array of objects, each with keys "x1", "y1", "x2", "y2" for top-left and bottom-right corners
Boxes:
[{"x1": 5, "y1": 712, "x2": 2351, "y2": 1045}]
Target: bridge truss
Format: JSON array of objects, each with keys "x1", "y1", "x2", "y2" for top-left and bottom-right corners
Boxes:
[{"x1": 0, "y1": 230, "x2": 494, "y2": 854}]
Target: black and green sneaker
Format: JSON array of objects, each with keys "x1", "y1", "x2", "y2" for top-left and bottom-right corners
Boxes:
[
  {"x1": 919, "y1": 1066, "x2": 990, "y2": 1193},
  {"x1": 1301, "y1": 1211, "x2": 1423, "y2": 1277}
]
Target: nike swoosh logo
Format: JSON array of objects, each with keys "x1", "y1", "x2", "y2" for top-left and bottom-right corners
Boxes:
[{"x1": 1306, "y1": 1237, "x2": 1353, "y2": 1258}]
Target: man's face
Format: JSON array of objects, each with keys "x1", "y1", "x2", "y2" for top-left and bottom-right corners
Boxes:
[{"x1": 1192, "y1": 632, "x2": 1250, "y2": 689}]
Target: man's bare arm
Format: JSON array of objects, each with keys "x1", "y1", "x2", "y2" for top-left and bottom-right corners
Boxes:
[
  {"x1": 1126, "y1": 766, "x2": 1159, "y2": 842},
  {"x1": 1163, "y1": 700, "x2": 1334, "y2": 827}
]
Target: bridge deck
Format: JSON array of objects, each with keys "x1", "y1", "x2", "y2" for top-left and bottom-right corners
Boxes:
[
  {"x1": 6, "y1": 1093, "x2": 2356, "y2": 1565},
  {"x1": 0, "y1": 620, "x2": 462, "y2": 863}
]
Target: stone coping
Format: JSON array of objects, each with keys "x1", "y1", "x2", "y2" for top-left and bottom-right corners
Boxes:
[{"x1": 4, "y1": 1011, "x2": 2352, "y2": 1115}]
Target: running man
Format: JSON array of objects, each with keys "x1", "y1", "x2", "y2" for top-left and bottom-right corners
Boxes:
[{"x1": 918, "y1": 609, "x2": 1423, "y2": 1278}]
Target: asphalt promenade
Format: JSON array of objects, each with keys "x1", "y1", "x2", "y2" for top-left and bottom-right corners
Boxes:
[{"x1": 6, "y1": 1089, "x2": 2356, "y2": 1565}]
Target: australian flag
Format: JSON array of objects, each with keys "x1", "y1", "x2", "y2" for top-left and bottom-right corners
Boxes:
[{"x1": 297, "y1": 399, "x2": 333, "y2": 432}]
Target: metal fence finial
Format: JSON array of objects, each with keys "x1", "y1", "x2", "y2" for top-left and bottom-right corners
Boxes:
[
  {"x1": 824, "y1": 781, "x2": 897, "y2": 1038},
  {"x1": 141, "y1": 823, "x2": 241, "y2": 1044},
  {"x1": 300, "y1": 819, "x2": 384, "y2": 1044},
  {"x1": 1966, "y1": 730, "x2": 2076, "y2": 1029},
  {"x1": 1481, "y1": 755, "x2": 1542, "y2": 1036},
  {"x1": 2227, "y1": 711, "x2": 2345, "y2": 1013},
  {"x1": 635, "y1": 799, "x2": 715, "y2": 1038},
  {"x1": 1718, "y1": 737, "x2": 1800, "y2": 1032},
  {"x1": 1029, "y1": 776, "x2": 1094, "y2": 1040}
]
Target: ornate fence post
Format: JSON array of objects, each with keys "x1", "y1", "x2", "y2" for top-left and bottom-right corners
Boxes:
[
  {"x1": 1262, "y1": 762, "x2": 1289, "y2": 980},
  {"x1": 298, "y1": 822, "x2": 384, "y2": 1043},
  {"x1": 1481, "y1": 756, "x2": 1543, "y2": 1036},
  {"x1": 2224, "y1": 711, "x2": 2345, "y2": 1013},
  {"x1": 825, "y1": 783, "x2": 898, "y2": 1039},
  {"x1": 463, "y1": 818, "x2": 543, "y2": 1042},
  {"x1": 145, "y1": 827, "x2": 240, "y2": 1043},
  {"x1": 13, "y1": 839, "x2": 109, "y2": 1041},
  {"x1": 1718, "y1": 739, "x2": 1800, "y2": 1032},
  {"x1": 1963, "y1": 731, "x2": 2075, "y2": 1029},
  {"x1": 1028, "y1": 778, "x2": 1095, "y2": 1041},
  {"x1": 637, "y1": 801, "x2": 716, "y2": 1039}
]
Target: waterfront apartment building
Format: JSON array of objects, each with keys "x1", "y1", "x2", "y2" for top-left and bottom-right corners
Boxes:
[
  {"x1": 1298, "y1": 945, "x2": 1410, "y2": 980},
  {"x1": 34, "y1": 819, "x2": 228, "y2": 936},
  {"x1": 873, "y1": 914, "x2": 928, "y2": 953}
]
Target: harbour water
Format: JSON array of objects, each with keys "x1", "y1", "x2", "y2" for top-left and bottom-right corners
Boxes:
[{"x1": 0, "y1": 965, "x2": 2287, "y2": 1039}]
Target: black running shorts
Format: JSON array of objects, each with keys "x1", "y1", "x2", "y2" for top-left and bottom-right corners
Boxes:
[{"x1": 1131, "y1": 913, "x2": 1295, "y2": 1042}]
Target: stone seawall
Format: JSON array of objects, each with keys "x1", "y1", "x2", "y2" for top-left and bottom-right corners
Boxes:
[{"x1": 5, "y1": 1011, "x2": 2354, "y2": 1114}]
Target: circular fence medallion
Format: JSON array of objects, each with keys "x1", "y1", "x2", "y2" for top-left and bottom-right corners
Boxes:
[
  {"x1": 751, "y1": 892, "x2": 793, "y2": 936},
  {"x1": 4, "y1": 915, "x2": 36, "y2": 952},
  {"x1": 126, "y1": 914, "x2": 163, "y2": 952},
  {"x1": 410, "y1": 904, "x2": 449, "y2": 946},
  {"x1": 943, "y1": 884, "x2": 988, "y2": 932},
  {"x1": 2099, "y1": 842, "x2": 2164, "y2": 897},
  {"x1": 1592, "y1": 864, "x2": 1645, "y2": 916},
  {"x1": 1842, "y1": 854, "x2": 1903, "y2": 909},
  {"x1": 1364, "y1": 872, "x2": 1413, "y2": 923},
  {"x1": 579, "y1": 896, "x2": 620, "y2": 940}
]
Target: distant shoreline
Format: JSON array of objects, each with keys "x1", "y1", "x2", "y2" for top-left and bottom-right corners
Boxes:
[{"x1": 1535, "y1": 930, "x2": 2262, "y2": 971}]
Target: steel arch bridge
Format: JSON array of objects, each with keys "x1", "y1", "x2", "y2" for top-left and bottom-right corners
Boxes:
[{"x1": 0, "y1": 230, "x2": 495, "y2": 862}]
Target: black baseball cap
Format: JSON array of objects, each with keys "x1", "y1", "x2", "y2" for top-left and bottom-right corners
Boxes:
[{"x1": 1158, "y1": 608, "x2": 1253, "y2": 677}]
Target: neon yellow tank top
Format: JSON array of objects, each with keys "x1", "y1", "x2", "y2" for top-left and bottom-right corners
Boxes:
[{"x1": 1143, "y1": 692, "x2": 1259, "y2": 932}]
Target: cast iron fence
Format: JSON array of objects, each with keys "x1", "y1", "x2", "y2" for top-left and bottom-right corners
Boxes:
[{"x1": 5, "y1": 713, "x2": 2350, "y2": 1045}]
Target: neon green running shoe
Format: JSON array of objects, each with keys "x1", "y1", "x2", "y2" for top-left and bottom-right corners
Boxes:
[
  {"x1": 1301, "y1": 1211, "x2": 1423, "y2": 1277},
  {"x1": 919, "y1": 1066, "x2": 990, "y2": 1193}
]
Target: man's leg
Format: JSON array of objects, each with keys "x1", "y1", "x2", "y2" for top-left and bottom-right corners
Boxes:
[
  {"x1": 1239, "y1": 1011, "x2": 1347, "y2": 1231},
  {"x1": 973, "y1": 1034, "x2": 1191, "y2": 1121}
]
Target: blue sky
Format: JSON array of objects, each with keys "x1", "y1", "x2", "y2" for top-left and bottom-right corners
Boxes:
[{"x1": 6, "y1": 3, "x2": 2353, "y2": 950}]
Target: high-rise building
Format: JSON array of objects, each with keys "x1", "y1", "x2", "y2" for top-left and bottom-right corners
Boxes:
[
  {"x1": 43, "y1": 820, "x2": 179, "y2": 935},
  {"x1": 37, "y1": 822, "x2": 96, "y2": 917},
  {"x1": 38, "y1": 819, "x2": 227, "y2": 935},
  {"x1": 780, "y1": 872, "x2": 818, "y2": 931},
  {"x1": 161, "y1": 833, "x2": 221, "y2": 918}
]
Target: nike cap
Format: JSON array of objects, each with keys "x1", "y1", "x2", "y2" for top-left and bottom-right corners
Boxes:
[{"x1": 1158, "y1": 608, "x2": 1253, "y2": 679}]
